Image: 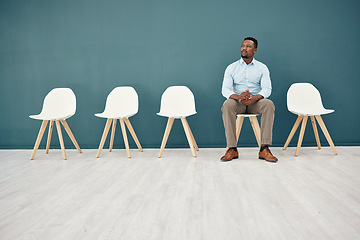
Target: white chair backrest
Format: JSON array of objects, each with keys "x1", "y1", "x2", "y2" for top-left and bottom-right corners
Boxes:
[
  {"x1": 40, "y1": 88, "x2": 76, "y2": 119},
  {"x1": 158, "y1": 86, "x2": 196, "y2": 118},
  {"x1": 102, "y1": 87, "x2": 138, "y2": 117},
  {"x1": 287, "y1": 83, "x2": 326, "y2": 114}
]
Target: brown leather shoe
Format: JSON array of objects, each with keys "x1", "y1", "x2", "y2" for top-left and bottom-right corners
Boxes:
[
  {"x1": 221, "y1": 148, "x2": 239, "y2": 161},
  {"x1": 259, "y1": 147, "x2": 278, "y2": 163}
]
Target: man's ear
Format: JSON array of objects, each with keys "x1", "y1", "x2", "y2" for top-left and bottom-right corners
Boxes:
[{"x1": 254, "y1": 48, "x2": 257, "y2": 54}]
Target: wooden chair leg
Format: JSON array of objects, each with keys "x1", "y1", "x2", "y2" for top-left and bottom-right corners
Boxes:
[
  {"x1": 181, "y1": 117, "x2": 196, "y2": 158},
  {"x1": 235, "y1": 116, "x2": 244, "y2": 143},
  {"x1": 119, "y1": 119, "x2": 131, "y2": 158},
  {"x1": 46, "y1": 121, "x2": 54, "y2": 154},
  {"x1": 315, "y1": 115, "x2": 338, "y2": 155},
  {"x1": 183, "y1": 118, "x2": 198, "y2": 151},
  {"x1": 295, "y1": 116, "x2": 308, "y2": 156},
  {"x1": 60, "y1": 120, "x2": 82, "y2": 153},
  {"x1": 109, "y1": 119, "x2": 117, "y2": 152},
  {"x1": 124, "y1": 118, "x2": 143, "y2": 152},
  {"x1": 310, "y1": 116, "x2": 321, "y2": 149},
  {"x1": 249, "y1": 116, "x2": 261, "y2": 148},
  {"x1": 158, "y1": 117, "x2": 174, "y2": 158},
  {"x1": 96, "y1": 118, "x2": 112, "y2": 158},
  {"x1": 55, "y1": 120, "x2": 67, "y2": 160},
  {"x1": 30, "y1": 120, "x2": 49, "y2": 160},
  {"x1": 283, "y1": 116, "x2": 303, "y2": 150}
]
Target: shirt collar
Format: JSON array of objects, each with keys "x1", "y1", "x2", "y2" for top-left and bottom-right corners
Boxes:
[{"x1": 240, "y1": 57, "x2": 256, "y2": 65}]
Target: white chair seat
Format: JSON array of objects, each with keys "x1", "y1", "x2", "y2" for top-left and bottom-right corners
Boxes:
[
  {"x1": 29, "y1": 113, "x2": 73, "y2": 121},
  {"x1": 156, "y1": 111, "x2": 196, "y2": 118},
  {"x1": 94, "y1": 112, "x2": 136, "y2": 119},
  {"x1": 237, "y1": 113, "x2": 259, "y2": 117},
  {"x1": 289, "y1": 109, "x2": 334, "y2": 116}
]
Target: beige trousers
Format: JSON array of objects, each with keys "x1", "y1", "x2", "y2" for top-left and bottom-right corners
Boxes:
[{"x1": 221, "y1": 98, "x2": 275, "y2": 148}]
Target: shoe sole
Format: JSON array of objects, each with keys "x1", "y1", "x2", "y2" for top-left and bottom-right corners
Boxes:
[
  {"x1": 259, "y1": 157, "x2": 278, "y2": 163},
  {"x1": 221, "y1": 156, "x2": 239, "y2": 162}
]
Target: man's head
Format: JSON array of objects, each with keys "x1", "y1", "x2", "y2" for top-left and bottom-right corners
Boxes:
[{"x1": 241, "y1": 37, "x2": 258, "y2": 59}]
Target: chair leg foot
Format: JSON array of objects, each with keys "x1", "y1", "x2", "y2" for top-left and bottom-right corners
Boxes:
[
  {"x1": 181, "y1": 117, "x2": 196, "y2": 158},
  {"x1": 109, "y1": 119, "x2": 117, "y2": 152},
  {"x1": 45, "y1": 121, "x2": 54, "y2": 154},
  {"x1": 295, "y1": 116, "x2": 308, "y2": 156},
  {"x1": 158, "y1": 118, "x2": 174, "y2": 158},
  {"x1": 31, "y1": 120, "x2": 49, "y2": 160},
  {"x1": 60, "y1": 120, "x2": 82, "y2": 154},
  {"x1": 283, "y1": 116, "x2": 303, "y2": 150},
  {"x1": 182, "y1": 118, "x2": 199, "y2": 151},
  {"x1": 55, "y1": 120, "x2": 67, "y2": 160},
  {"x1": 119, "y1": 119, "x2": 131, "y2": 158},
  {"x1": 96, "y1": 119, "x2": 112, "y2": 158},
  {"x1": 125, "y1": 118, "x2": 143, "y2": 152},
  {"x1": 315, "y1": 115, "x2": 338, "y2": 155},
  {"x1": 235, "y1": 116, "x2": 244, "y2": 144},
  {"x1": 310, "y1": 116, "x2": 321, "y2": 149},
  {"x1": 249, "y1": 116, "x2": 261, "y2": 148}
]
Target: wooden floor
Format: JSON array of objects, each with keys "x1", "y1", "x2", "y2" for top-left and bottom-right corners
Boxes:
[{"x1": 0, "y1": 147, "x2": 360, "y2": 240}]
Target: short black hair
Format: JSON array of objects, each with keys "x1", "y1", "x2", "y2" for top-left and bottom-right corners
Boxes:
[{"x1": 244, "y1": 37, "x2": 258, "y2": 48}]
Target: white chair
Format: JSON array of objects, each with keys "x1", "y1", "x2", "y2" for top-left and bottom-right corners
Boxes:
[
  {"x1": 283, "y1": 83, "x2": 337, "y2": 156},
  {"x1": 157, "y1": 86, "x2": 199, "y2": 158},
  {"x1": 29, "y1": 88, "x2": 82, "y2": 160},
  {"x1": 236, "y1": 114, "x2": 261, "y2": 148},
  {"x1": 95, "y1": 87, "x2": 143, "y2": 158}
]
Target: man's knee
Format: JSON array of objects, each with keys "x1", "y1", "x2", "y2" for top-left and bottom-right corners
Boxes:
[
  {"x1": 259, "y1": 99, "x2": 275, "y2": 112},
  {"x1": 221, "y1": 99, "x2": 238, "y2": 113}
]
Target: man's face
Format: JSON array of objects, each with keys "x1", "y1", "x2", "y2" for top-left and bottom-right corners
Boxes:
[{"x1": 241, "y1": 40, "x2": 257, "y2": 59}]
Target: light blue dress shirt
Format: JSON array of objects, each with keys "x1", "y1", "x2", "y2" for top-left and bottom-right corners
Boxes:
[{"x1": 221, "y1": 58, "x2": 272, "y2": 99}]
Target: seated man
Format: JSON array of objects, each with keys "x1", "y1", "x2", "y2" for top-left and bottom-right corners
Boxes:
[{"x1": 220, "y1": 37, "x2": 278, "y2": 163}]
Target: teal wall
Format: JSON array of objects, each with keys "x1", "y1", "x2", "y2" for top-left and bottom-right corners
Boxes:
[{"x1": 1, "y1": 0, "x2": 360, "y2": 149}]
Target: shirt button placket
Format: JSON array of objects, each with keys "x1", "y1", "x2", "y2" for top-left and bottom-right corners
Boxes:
[{"x1": 245, "y1": 65, "x2": 249, "y2": 84}]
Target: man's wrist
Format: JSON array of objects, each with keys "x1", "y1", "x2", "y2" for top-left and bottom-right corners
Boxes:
[
  {"x1": 229, "y1": 94, "x2": 239, "y2": 100},
  {"x1": 255, "y1": 94, "x2": 264, "y2": 101}
]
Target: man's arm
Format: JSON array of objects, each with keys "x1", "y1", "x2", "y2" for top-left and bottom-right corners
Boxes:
[
  {"x1": 257, "y1": 65, "x2": 272, "y2": 99},
  {"x1": 221, "y1": 64, "x2": 236, "y2": 99}
]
